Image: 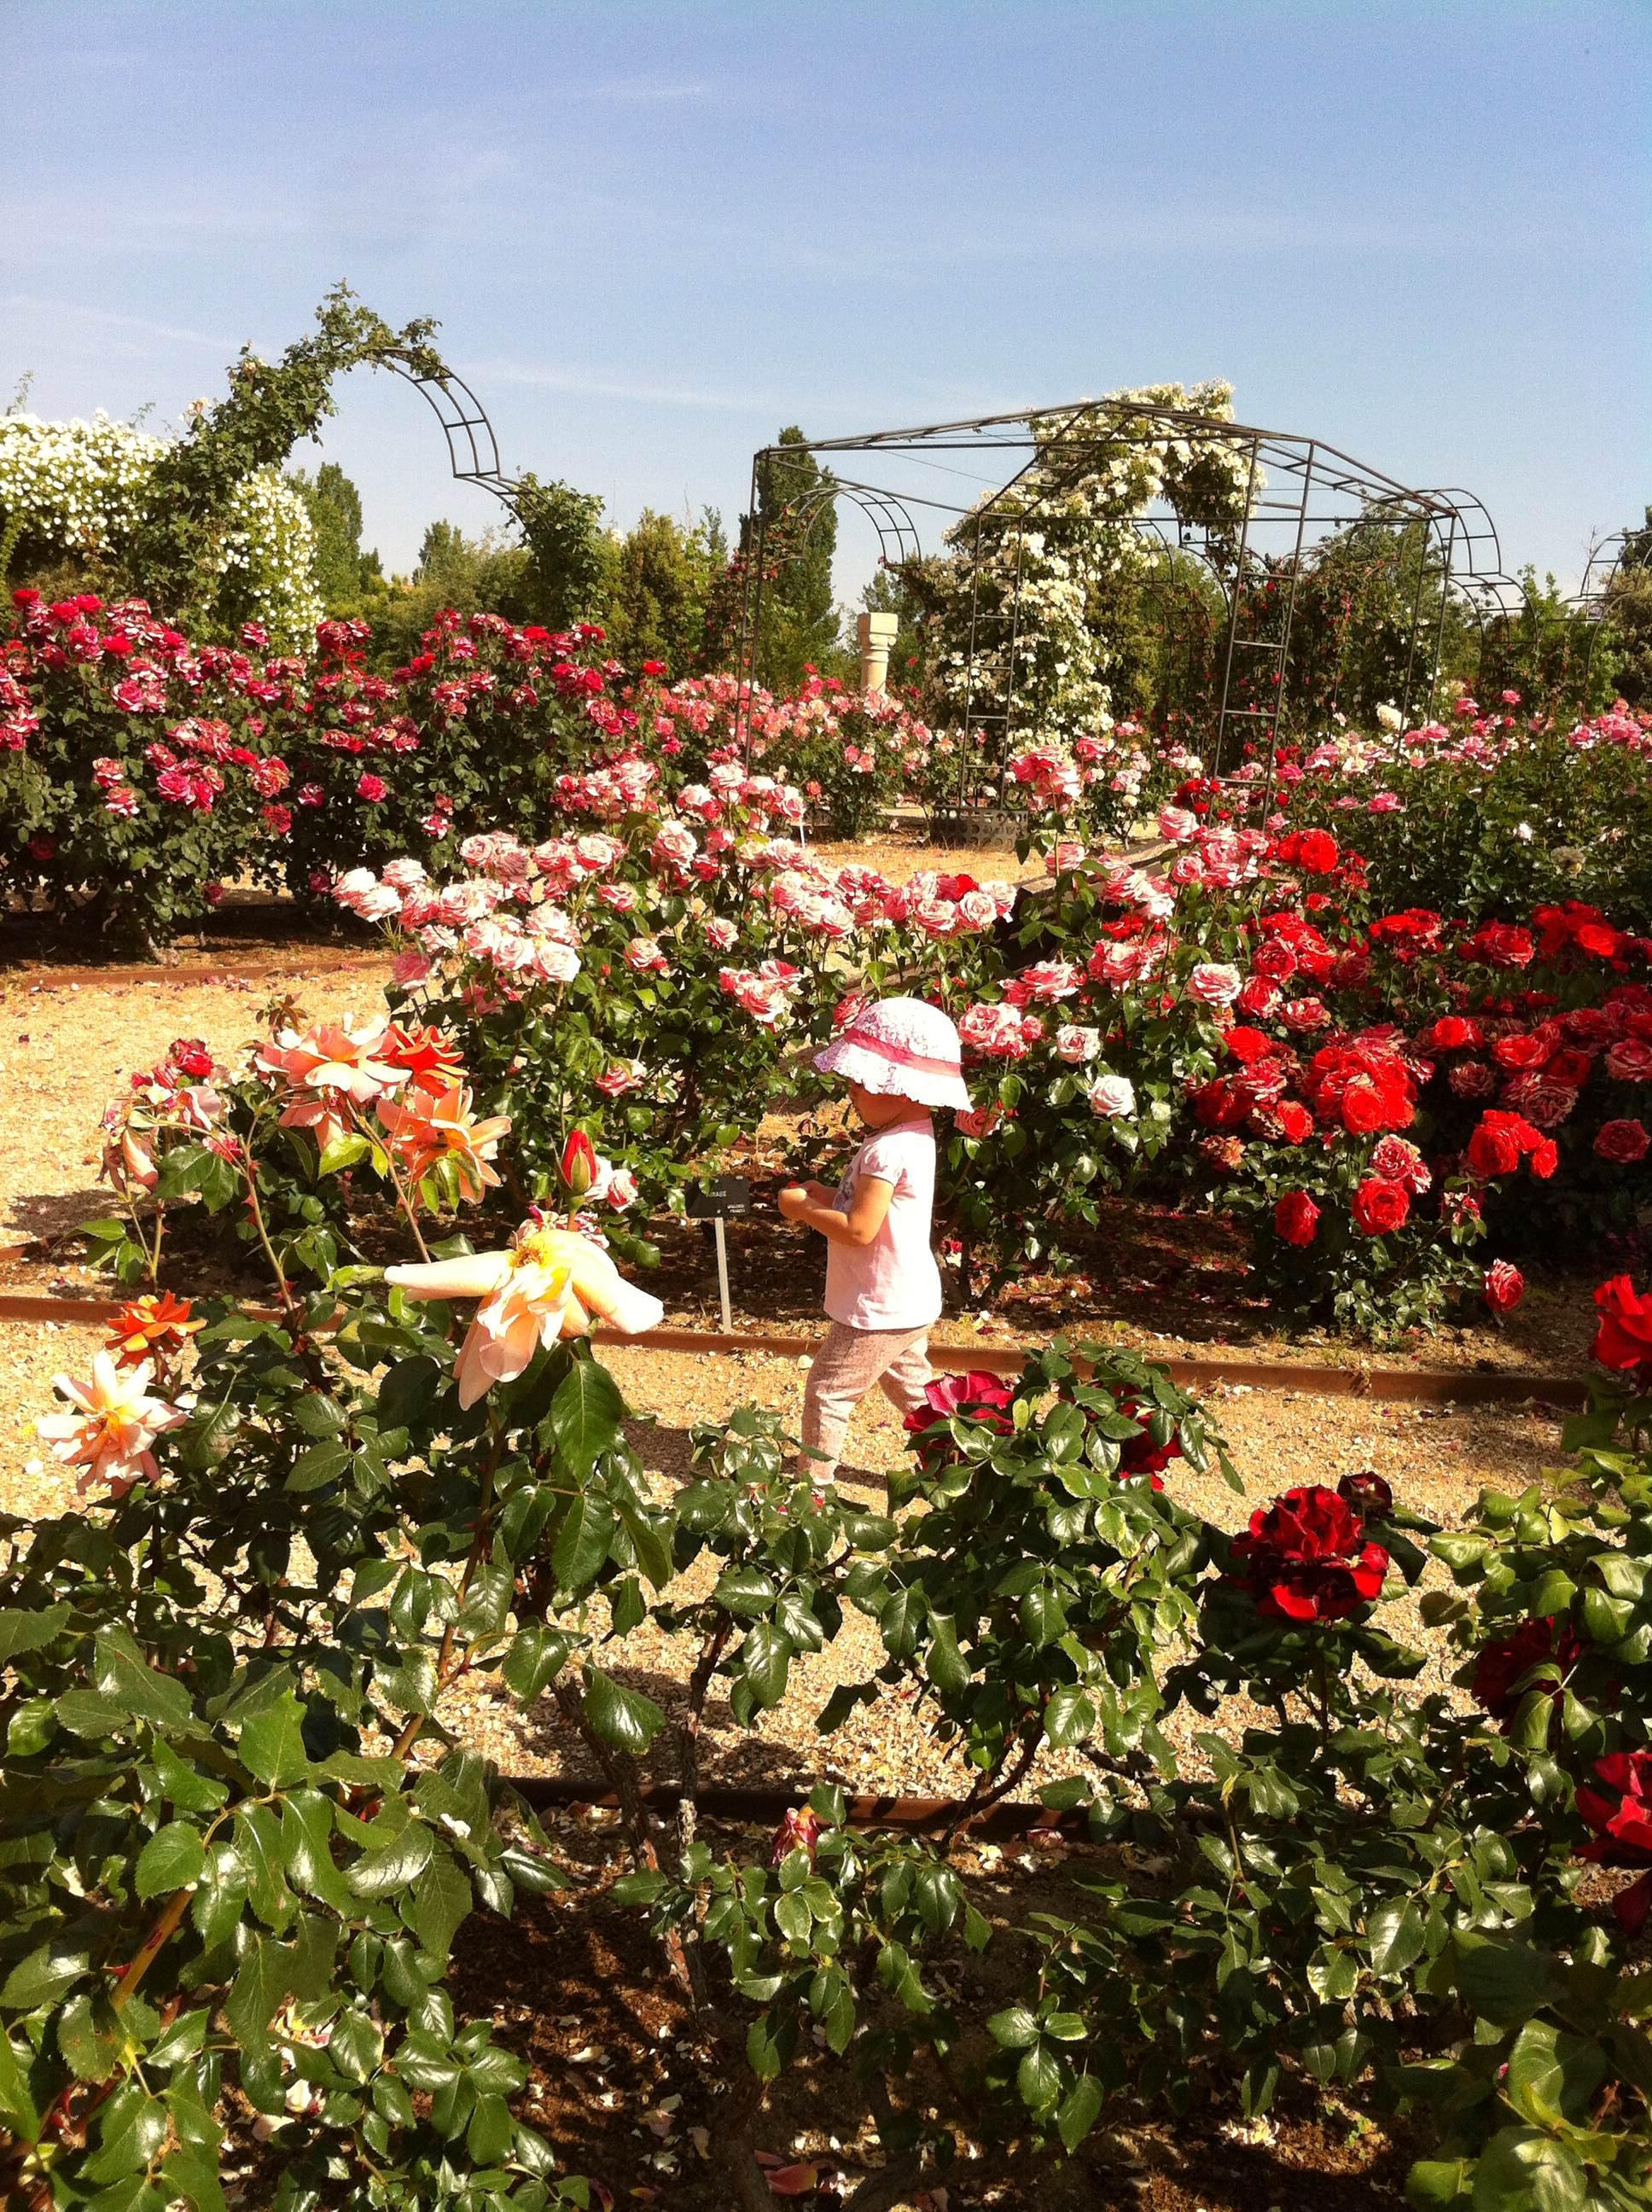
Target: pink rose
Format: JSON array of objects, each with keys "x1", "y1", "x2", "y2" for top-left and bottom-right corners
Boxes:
[
  {"x1": 1087, "y1": 1074, "x2": 1137, "y2": 1118},
  {"x1": 1056, "y1": 1024, "x2": 1101, "y2": 1063}
]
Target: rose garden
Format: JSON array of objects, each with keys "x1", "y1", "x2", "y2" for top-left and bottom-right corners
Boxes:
[{"x1": 2, "y1": 294, "x2": 1652, "y2": 2211}]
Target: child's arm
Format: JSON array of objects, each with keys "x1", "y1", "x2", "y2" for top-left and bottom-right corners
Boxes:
[{"x1": 778, "y1": 1175, "x2": 893, "y2": 1249}]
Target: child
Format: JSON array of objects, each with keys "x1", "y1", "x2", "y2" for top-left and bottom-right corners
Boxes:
[{"x1": 777, "y1": 996, "x2": 971, "y2": 1485}]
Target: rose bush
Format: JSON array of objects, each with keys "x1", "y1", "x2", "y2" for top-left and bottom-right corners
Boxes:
[{"x1": 12, "y1": 1242, "x2": 1652, "y2": 2204}]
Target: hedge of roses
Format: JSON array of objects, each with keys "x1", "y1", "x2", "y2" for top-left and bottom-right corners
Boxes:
[
  {"x1": 1198, "y1": 690, "x2": 1652, "y2": 933},
  {"x1": 9, "y1": 1008, "x2": 1652, "y2": 2205},
  {"x1": 0, "y1": 594, "x2": 1199, "y2": 945},
  {"x1": 316, "y1": 767, "x2": 1650, "y2": 1336}
]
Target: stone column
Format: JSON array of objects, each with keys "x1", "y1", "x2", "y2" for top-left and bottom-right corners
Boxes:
[{"x1": 856, "y1": 610, "x2": 899, "y2": 696}]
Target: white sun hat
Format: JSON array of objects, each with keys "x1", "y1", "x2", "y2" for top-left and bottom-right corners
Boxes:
[{"x1": 813, "y1": 995, "x2": 973, "y2": 1111}]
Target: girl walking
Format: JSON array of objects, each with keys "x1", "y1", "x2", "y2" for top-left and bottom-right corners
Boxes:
[{"x1": 777, "y1": 997, "x2": 971, "y2": 1485}]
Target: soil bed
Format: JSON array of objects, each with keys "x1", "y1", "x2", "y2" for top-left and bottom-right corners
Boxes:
[{"x1": 436, "y1": 1808, "x2": 1416, "y2": 2209}]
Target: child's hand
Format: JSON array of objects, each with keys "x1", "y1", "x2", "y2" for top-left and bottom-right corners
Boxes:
[
  {"x1": 803, "y1": 1179, "x2": 836, "y2": 1206},
  {"x1": 777, "y1": 1183, "x2": 810, "y2": 1222}
]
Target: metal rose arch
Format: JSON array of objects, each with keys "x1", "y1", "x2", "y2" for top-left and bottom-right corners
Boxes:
[{"x1": 732, "y1": 397, "x2": 1530, "y2": 806}]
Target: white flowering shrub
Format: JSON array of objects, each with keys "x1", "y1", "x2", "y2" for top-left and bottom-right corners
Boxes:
[
  {"x1": 0, "y1": 414, "x2": 320, "y2": 651},
  {"x1": 914, "y1": 382, "x2": 1255, "y2": 789}
]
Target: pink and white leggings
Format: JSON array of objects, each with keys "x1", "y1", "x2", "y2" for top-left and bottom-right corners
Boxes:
[{"x1": 800, "y1": 1321, "x2": 934, "y2": 1478}]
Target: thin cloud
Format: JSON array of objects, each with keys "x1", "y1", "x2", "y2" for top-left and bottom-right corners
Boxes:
[{"x1": 3, "y1": 294, "x2": 235, "y2": 351}]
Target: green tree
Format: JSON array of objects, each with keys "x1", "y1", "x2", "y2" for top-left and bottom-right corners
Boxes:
[
  {"x1": 287, "y1": 461, "x2": 381, "y2": 615},
  {"x1": 511, "y1": 473, "x2": 612, "y2": 631},
  {"x1": 603, "y1": 505, "x2": 726, "y2": 672},
  {"x1": 1602, "y1": 505, "x2": 1652, "y2": 707},
  {"x1": 740, "y1": 426, "x2": 842, "y2": 690}
]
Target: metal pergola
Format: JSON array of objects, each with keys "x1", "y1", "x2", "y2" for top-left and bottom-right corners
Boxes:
[{"x1": 730, "y1": 399, "x2": 1550, "y2": 801}]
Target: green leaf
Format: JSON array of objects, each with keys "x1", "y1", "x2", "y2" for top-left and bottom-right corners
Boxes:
[
  {"x1": 740, "y1": 1622, "x2": 792, "y2": 1710},
  {"x1": 239, "y1": 1691, "x2": 309, "y2": 1790},
  {"x1": 1405, "y1": 2158, "x2": 1471, "y2": 2208},
  {"x1": 501, "y1": 1624, "x2": 573, "y2": 1704},
  {"x1": 225, "y1": 1933, "x2": 292, "y2": 2052},
  {"x1": 1057, "y1": 2071, "x2": 1104, "y2": 2152},
  {"x1": 152, "y1": 1738, "x2": 228, "y2": 1814},
  {"x1": 1044, "y1": 1686, "x2": 1096, "y2": 1750},
  {"x1": 0, "y1": 1602, "x2": 69, "y2": 1664},
  {"x1": 93, "y1": 1627, "x2": 191, "y2": 1727},
  {"x1": 583, "y1": 1668, "x2": 666, "y2": 1755},
  {"x1": 0, "y1": 2027, "x2": 40, "y2": 2141},
  {"x1": 135, "y1": 1820, "x2": 206, "y2": 1900},
  {"x1": 1467, "y1": 2127, "x2": 1587, "y2": 2212},
  {"x1": 988, "y1": 2005, "x2": 1040, "y2": 2050},
  {"x1": 468, "y1": 2089, "x2": 515, "y2": 2164},
  {"x1": 286, "y1": 1440, "x2": 351, "y2": 1493},
  {"x1": 552, "y1": 1495, "x2": 618, "y2": 1592},
  {"x1": 924, "y1": 1615, "x2": 970, "y2": 1695},
  {"x1": 1367, "y1": 1899, "x2": 1426, "y2": 1978},
  {"x1": 190, "y1": 1842, "x2": 247, "y2": 1948},
  {"x1": 1504, "y1": 2020, "x2": 1608, "y2": 2130},
  {"x1": 549, "y1": 1357, "x2": 626, "y2": 1478},
  {"x1": 1, "y1": 1936, "x2": 89, "y2": 2010},
  {"x1": 347, "y1": 1822, "x2": 434, "y2": 1899},
  {"x1": 1022, "y1": 1583, "x2": 1068, "y2": 1647},
  {"x1": 1018, "y1": 2041, "x2": 1062, "y2": 2112},
  {"x1": 404, "y1": 1846, "x2": 474, "y2": 1963}
]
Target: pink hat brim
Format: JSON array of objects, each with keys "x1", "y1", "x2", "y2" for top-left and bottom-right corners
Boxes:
[{"x1": 813, "y1": 1033, "x2": 973, "y2": 1110}]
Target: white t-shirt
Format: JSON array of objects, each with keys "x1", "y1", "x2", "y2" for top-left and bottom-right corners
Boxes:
[{"x1": 823, "y1": 1117, "x2": 942, "y2": 1331}]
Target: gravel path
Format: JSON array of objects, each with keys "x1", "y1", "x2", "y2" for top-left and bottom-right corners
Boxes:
[{"x1": 0, "y1": 962, "x2": 389, "y2": 1247}]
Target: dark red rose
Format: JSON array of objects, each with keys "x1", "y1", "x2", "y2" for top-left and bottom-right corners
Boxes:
[
  {"x1": 1483, "y1": 1260, "x2": 1526, "y2": 1313},
  {"x1": 1337, "y1": 1469, "x2": 1393, "y2": 1517},
  {"x1": 1595, "y1": 1120, "x2": 1650, "y2": 1165},
  {"x1": 1592, "y1": 1277, "x2": 1652, "y2": 1371},
  {"x1": 1471, "y1": 1614, "x2": 1582, "y2": 1727},
  {"x1": 1576, "y1": 1752, "x2": 1652, "y2": 1932},
  {"x1": 1274, "y1": 1100, "x2": 1313, "y2": 1144},
  {"x1": 769, "y1": 1806, "x2": 822, "y2": 1868},
  {"x1": 1228, "y1": 1484, "x2": 1390, "y2": 1622},
  {"x1": 1352, "y1": 1178, "x2": 1410, "y2": 1236},
  {"x1": 1274, "y1": 1190, "x2": 1321, "y2": 1248}
]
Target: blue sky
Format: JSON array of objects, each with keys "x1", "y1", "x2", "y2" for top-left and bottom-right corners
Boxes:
[{"x1": 5, "y1": 0, "x2": 1648, "y2": 597}]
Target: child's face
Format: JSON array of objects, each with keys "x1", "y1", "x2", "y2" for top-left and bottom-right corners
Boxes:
[{"x1": 846, "y1": 1080, "x2": 925, "y2": 1128}]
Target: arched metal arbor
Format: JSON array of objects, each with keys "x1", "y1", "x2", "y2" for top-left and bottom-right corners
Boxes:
[
  {"x1": 381, "y1": 358, "x2": 525, "y2": 518},
  {"x1": 732, "y1": 400, "x2": 1544, "y2": 799}
]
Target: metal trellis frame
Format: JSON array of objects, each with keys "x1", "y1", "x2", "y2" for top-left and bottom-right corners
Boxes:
[{"x1": 733, "y1": 399, "x2": 1544, "y2": 809}]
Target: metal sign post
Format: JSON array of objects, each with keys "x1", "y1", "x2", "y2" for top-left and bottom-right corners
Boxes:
[{"x1": 686, "y1": 1176, "x2": 753, "y2": 1338}]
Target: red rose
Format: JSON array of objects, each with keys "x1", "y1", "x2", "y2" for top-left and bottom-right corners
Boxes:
[
  {"x1": 1466, "y1": 1111, "x2": 1534, "y2": 1179},
  {"x1": 904, "y1": 1370, "x2": 1015, "y2": 1466},
  {"x1": 1530, "y1": 1137, "x2": 1559, "y2": 1179},
  {"x1": 1273, "y1": 1190, "x2": 1320, "y2": 1247},
  {"x1": 1352, "y1": 1178, "x2": 1410, "y2": 1236},
  {"x1": 1274, "y1": 1100, "x2": 1312, "y2": 1144},
  {"x1": 1110, "y1": 1391, "x2": 1184, "y2": 1485},
  {"x1": 1472, "y1": 1615, "x2": 1582, "y2": 1728},
  {"x1": 1424, "y1": 1016, "x2": 1479, "y2": 1051},
  {"x1": 1596, "y1": 1119, "x2": 1650, "y2": 1165},
  {"x1": 1224, "y1": 1026, "x2": 1276, "y2": 1066},
  {"x1": 1228, "y1": 1484, "x2": 1390, "y2": 1622},
  {"x1": 1592, "y1": 1276, "x2": 1652, "y2": 1371},
  {"x1": 1492, "y1": 1033, "x2": 1548, "y2": 1072},
  {"x1": 1483, "y1": 1260, "x2": 1526, "y2": 1313},
  {"x1": 1576, "y1": 1752, "x2": 1652, "y2": 1932},
  {"x1": 1294, "y1": 829, "x2": 1340, "y2": 875}
]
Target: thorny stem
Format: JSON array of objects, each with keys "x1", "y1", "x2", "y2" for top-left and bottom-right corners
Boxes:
[
  {"x1": 349, "y1": 1101, "x2": 431, "y2": 1264},
  {"x1": 391, "y1": 1429, "x2": 504, "y2": 1761}
]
